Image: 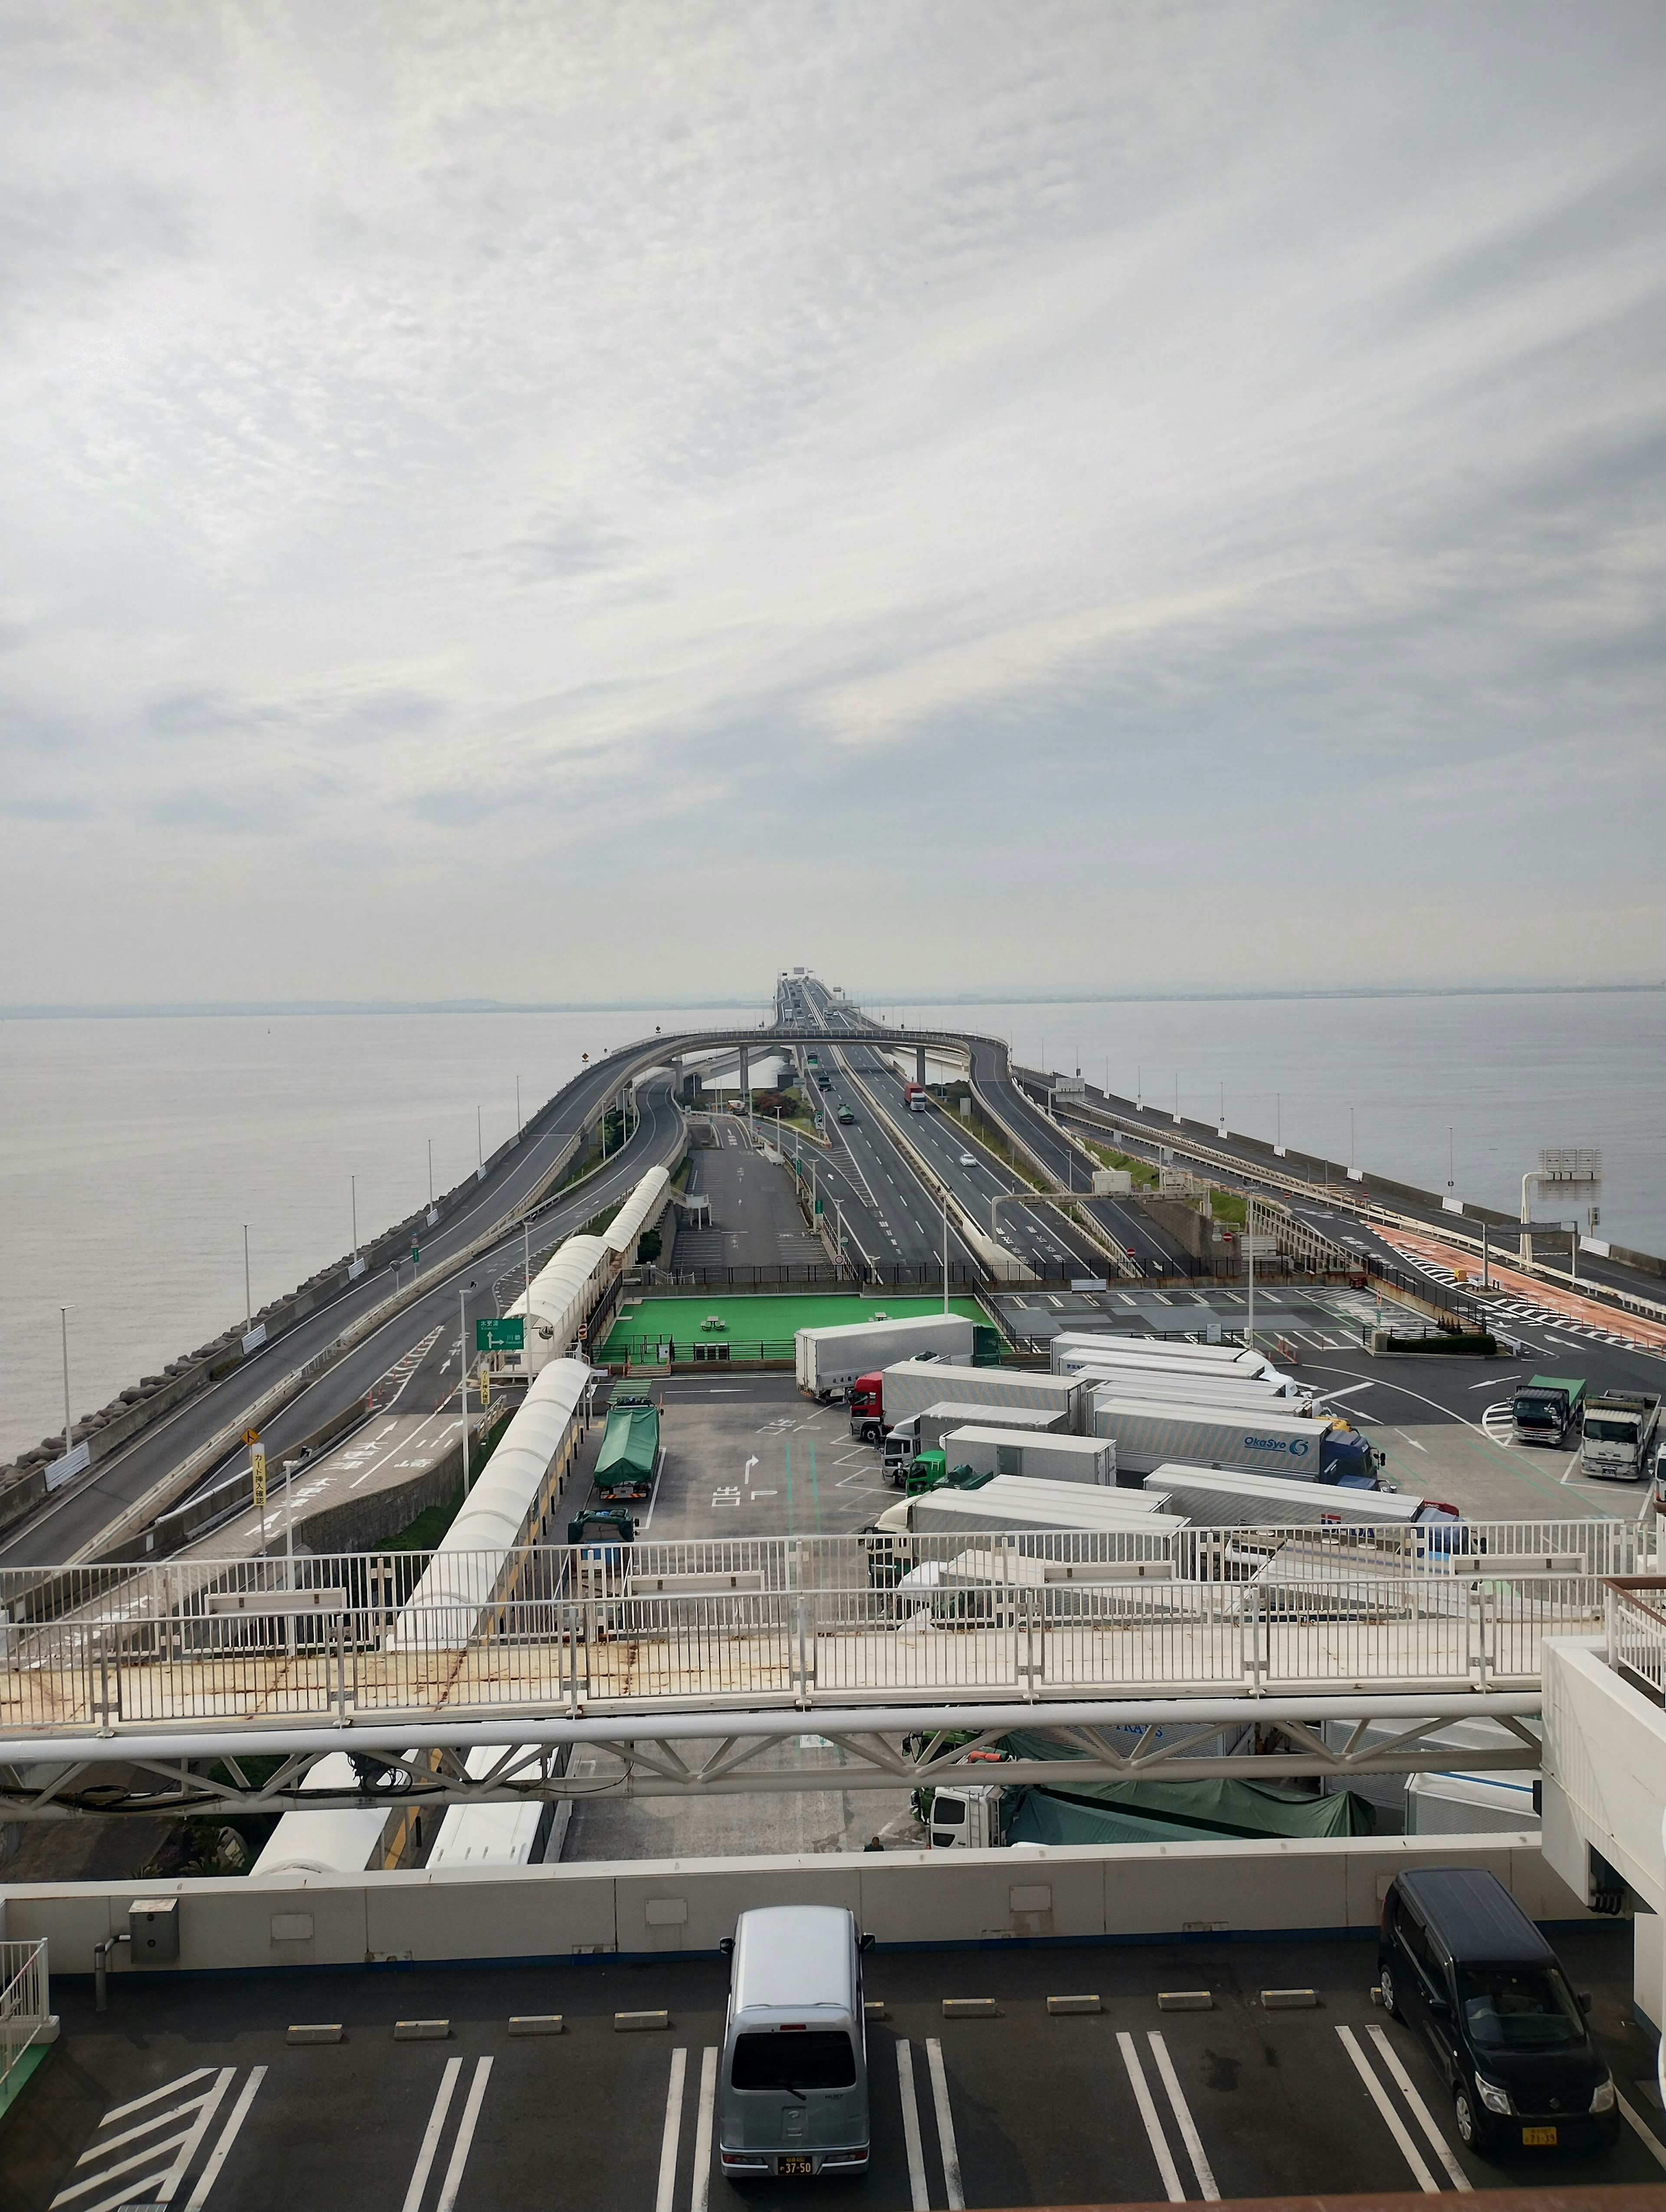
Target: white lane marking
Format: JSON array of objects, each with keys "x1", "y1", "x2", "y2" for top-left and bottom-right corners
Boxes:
[
  {"x1": 925, "y1": 2039, "x2": 964, "y2": 2210},
  {"x1": 76, "y1": 2087, "x2": 220, "y2": 2164},
  {"x1": 896, "y1": 2039, "x2": 930, "y2": 2212},
  {"x1": 99, "y1": 2071, "x2": 214, "y2": 2128},
  {"x1": 182, "y1": 2066, "x2": 268, "y2": 2211},
  {"x1": 1318, "y1": 1381, "x2": 1376, "y2": 1400},
  {"x1": 152, "y1": 2069, "x2": 236, "y2": 2204},
  {"x1": 690, "y1": 2048, "x2": 718, "y2": 2212},
  {"x1": 654, "y1": 2047, "x2": 688, "y2": 2212},
  {"x1": 49, "y1": 2127, "x2": 194, "y2": 2210},
  {"x1": 434, "y1": 2055, "x2": 492, "y2": 2212},
  {"x1": 1335, "y1": 2025, "x2": 1439, "y2": 2192},
  {"x1": 1116, "y1": 2030, "x2": 1185, "y2": 2203},
  {"x1": 1367, "y1": 2027, "x2": 1470, "y2": 2189},
  {"x1": 400, "y1": 2057, "x2": 462, "y2": 2212},
  {"x1": 1147, "y1": 2030, "x2": 1219, "y2": 2201}
]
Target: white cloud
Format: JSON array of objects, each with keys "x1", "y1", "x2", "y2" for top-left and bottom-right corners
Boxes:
[{"x1": 0, "y1": 0, "x2": 1663, "y2": 999}]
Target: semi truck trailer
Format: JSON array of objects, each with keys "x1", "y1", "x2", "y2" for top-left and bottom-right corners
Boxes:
[
  {"x1": 797, "y1": 1312, "x2": 975, "y2": 1400},
  {"x1": 1139, "y1": 1462, "x2": 1456, "y2": 1530},
  {"x1": 881, "y1": 1400, "x2": 1064, "y2": 1485},
  {"x1": 1052, "y1": 1338, "x2": 1306, "y2": 1398},
  {"x1": 1061, "y1": 1362, "x2": 1310, "y2": 1414},
  {"x1": 852, "y1": 1361, "x2": 1082, "y2": 1445},
  {"x1": 877, "y1": 1474, "x2": 1177, "y2": 1540},
  {"x1": 939, "y1": 1425, "x2": 1115, "y2": 1486},
  {"x1": 1049, "y1": 1334, "x2": 1276, "y2": 1378},
  {"x1": 1090, "y1": 1391, "x2": 1381, "y2": 1484}
]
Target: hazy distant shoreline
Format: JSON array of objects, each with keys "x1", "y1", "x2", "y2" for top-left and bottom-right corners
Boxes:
[{"x1": 2, "y1": 982, "x2": 1663, "y2": 1021}]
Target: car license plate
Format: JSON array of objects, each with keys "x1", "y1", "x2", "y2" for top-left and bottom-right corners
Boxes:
[
  {"x1": 1522, "y1": 2126, "x2": 1558, "y2": 2147},
  {"x1": 777, "y1": 2155, "x2": 813, "y2": 2176}
]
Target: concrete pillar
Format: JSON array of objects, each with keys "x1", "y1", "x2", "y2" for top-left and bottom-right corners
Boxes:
[
  {"x1": 915, "y1": 1046, "x2": 928, "y2": 1087},
  {"x1": 739, "y1": 1044, "x2": 751, "y2": 1118}
]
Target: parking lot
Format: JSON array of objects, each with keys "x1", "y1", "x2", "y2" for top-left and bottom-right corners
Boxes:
[{"x1": 6, "y1": 1928, "x2": 1660, "y2": 2212}]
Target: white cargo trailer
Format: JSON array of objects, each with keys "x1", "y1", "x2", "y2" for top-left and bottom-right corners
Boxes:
[
  {"x1": 895, "y1": 1474, "x2": 1177, "y2": 1539},
  {"x1": 1063, "y1": 1363, "x2": 1309, "y2": 1413},
  {"x1": 1139, "y1": 1462, "x2": 1453, "y2": 1530},
  {"x1": 1052, "y1": 1338, "x2": 1303, "y2": 1395},
  {"x1": 1090, "y1": 1392, "x2": 1381, "y2": 1484},
  {"x1": 1050, "y1": 1332, "x2": 1277, "y2": 1372},
  {"x1": 941, "y1": 1426, "x2": 1115, "y2": 1486},
  {"x1": 796, "y1": 1312, "x2": 974, "y2": 1398},
  {"x1": 879, "y1": 1361, "x2": 1083, "y2": 1432},
  {"x1": 881, "y1": 1400, "x2": 1064, "y2": 1483}
]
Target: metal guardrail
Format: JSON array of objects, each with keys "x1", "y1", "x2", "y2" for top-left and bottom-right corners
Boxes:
[
  {"x1": 1605, "y1": 1576, "x2": 1666, "y2": 1702},
  {"x1": 0, "y1": 1938, "x2": 51, "y2": 2094},
  {"x1": 0, "y1": 1520, "x2": 1633, "y2": 1736}
]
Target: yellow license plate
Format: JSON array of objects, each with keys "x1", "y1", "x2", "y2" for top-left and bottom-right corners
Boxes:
[
  {"x1": 778, "y1": 2156, "x2": 813, "y2": 2175},
  {"x1": 1522, "y1": 2126, "x2": 1558, "y2": 2147}
]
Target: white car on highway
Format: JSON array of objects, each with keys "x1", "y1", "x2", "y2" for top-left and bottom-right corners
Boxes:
[{"x1": 958, "y1": 1151, "x2": 977, "y2": 1167}]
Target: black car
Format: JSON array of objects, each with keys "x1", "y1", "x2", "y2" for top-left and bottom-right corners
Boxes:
[{"x1": 1377, "y1": 1867, "x2": 1619, "y2": 2154}]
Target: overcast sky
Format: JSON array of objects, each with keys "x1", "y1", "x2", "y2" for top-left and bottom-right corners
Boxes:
[{"x1": 2, "y1": 2, "x2": 1663, "y2": 1005}]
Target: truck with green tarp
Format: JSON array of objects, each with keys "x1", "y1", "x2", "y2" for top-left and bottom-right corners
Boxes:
[{"x1": 594, "y1": 1394, "x2": 660, "y2": 1502}]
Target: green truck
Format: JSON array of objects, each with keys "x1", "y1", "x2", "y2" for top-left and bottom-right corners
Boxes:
[
  {"x1": 1511, "y1": 1374, "x2": 1586, "y2": 1447},
  {"x1": 594, "y1": 1394, "x2": 661, "y2": 1501}
]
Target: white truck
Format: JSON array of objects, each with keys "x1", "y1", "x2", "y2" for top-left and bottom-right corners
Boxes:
[
  {"x1": 881, "y1": 1400, "x2": 1064, "y2": 1485},
  {"x1": 796, "y1": 1312, "x2": 974, "y2": 1398},
  {"x1": 1090, "y1": 1391, "x2": 1383, "y2": 1484},
  {"x1": 1580, "y1": 1391, "x2": 1661, "y2": 1482},
  {"x1": 1139, "y1": 1461, "x2": 1456, "y2": 1531},
  {"x1": 940, "y1": 1425, "x2": 1115, "y2": 1486},
  {"x1": 1052, "y1": 1337, "x2": 1306, "y2": 1398},
  {"x1": 878, "y1": 1474, "x2": 1176, "y2": 1540},
  {"x1": 1062, "y1": 1362, "x2": 1310, "y2": 1414},
  {"x1": 878, "y1": 1361, "x2": 1083, "y2": 1433}
]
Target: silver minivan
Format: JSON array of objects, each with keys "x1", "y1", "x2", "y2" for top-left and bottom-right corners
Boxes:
[{"x1": 718, "y1": 1904, "x2": 872, "y2": 2181}]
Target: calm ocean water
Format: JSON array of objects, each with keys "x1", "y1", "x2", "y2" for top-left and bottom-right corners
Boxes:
[{"x1": 2, "y1": 990, "x2": 1660, "y2": 1466}]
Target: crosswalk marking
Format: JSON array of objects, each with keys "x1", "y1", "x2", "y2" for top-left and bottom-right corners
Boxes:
[
  {"x1": 54, "y1": 2067, "x2": 236, "y2": 2212},
  {"x1": 183, "y1": 2067, "x2": 268, "y2": 2212}
]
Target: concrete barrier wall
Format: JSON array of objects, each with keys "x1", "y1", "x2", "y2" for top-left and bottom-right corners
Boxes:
[{"x1": 0, "y1": 1832, "x2": 1594, "y2": 1980}]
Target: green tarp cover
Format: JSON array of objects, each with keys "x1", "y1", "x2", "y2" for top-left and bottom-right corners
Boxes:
[
  {"x1": 998, "y1": 1729, "x2": 1374, "y2": 1841},
  {"x1": 596, "y1": 1402, "x2": 659, "y2": 1485}
]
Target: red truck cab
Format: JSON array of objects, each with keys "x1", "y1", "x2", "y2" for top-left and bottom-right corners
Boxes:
[
  {"x1": 904, "y1": 1082, "x2": 927, "y2": 1112},
  {"x1": 850, "y1": 1373, "x2": 885, "y2": 1444}
]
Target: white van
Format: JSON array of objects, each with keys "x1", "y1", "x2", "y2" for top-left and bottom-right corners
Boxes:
[{"x1": 718, "y1": 1905, "x2": 872, "y2": 2181}]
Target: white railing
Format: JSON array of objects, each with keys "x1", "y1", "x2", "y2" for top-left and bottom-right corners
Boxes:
[
  {"x1": 0, "y1": 1939, "x2": 51, "y2": 2094},
  {"x1": 1607, "y1": 1577, "x2": 1666, "y2": 1701},
  {"x1": 0, "y1": 1524, "x2": 1626, "y2": 1733}
]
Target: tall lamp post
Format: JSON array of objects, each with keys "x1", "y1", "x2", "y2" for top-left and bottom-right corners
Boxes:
[
  {"x1": 459, "y1": 1279, "x2": 477, "y2": 1489},
  {"x1": 59, "y1": 1307, "x2": 72, "y2": 1461}
]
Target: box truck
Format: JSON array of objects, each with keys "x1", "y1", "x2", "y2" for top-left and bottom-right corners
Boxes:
[
  {"x1": 881, "y1": 1400, "x2": 1064, "y2": 1485},
  {"x1": 1090, "y1": 1391, "x2": 1381, "y2": 1484},
  {"x1": 1580, "y1": 1390, "x2": 1660, "y2": 1481},
  {"x1": 1139, "y1": 1462, "x2": 1456, "y2": 1529},
  {"x1": 796, "y1": 1313, "x2": 974, "y2": 1400},
  {"x1": 940, "y1": 1426, "x2": 1115, "y2": 1486},
  {"x1": 852, "y1": 1362, "x2": 1082, "y2": 1446},
  {"x1": 879, "y1": 1474, "x2": 1176, "y2": 1539},
  {"x1": 1510, "y1": 1374, "x2": 1586, "y2": 1447}
]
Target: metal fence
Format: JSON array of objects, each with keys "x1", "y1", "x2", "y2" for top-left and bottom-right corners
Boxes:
[
  {"x1": 0, "y1": 1520, "x2": 1635, "y2": 1735},
  {"x1": 0, "y1": 1939, "x2": 51, "y2": 2095},
  {"x1": 1606, "y1": 1577, "x2": 1666, "y2": 1702}
]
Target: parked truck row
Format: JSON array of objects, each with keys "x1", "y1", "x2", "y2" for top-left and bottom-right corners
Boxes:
[{"x1": 1509, "y1": 1371, "x2": 1661, "y2": 1481}]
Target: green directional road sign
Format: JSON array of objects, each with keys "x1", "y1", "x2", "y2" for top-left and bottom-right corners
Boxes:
[{"x1": 476, "y1": 1316, "x2": 525, "y2": 1352}]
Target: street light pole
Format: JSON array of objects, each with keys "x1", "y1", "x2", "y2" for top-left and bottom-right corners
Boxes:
[
  {"x1": 942, "y1": 1191, "x2": 950, "y2": 1313},
  {"x1": 1246, "y1": 1195, "x2": 1255, "y2": 1355},
  {"x1": 427, "y1": 1138, "x2": 434, "y2": 1207},
  {"x1": 459, "y1": 1281, "x2": 476, "y2": 1490},
  {"x1": 59, "y1": 1307, "x2": 71, "y2": 1459},
  {"x1": 516, "y1": 1076, "x2": 522, "y2": 1138},
  {"x1": 243, "y1": 1225, "x2": 252, "y2": 1334},
  {"x1": 477, "y1": 1105, "x2": 483, "y2": 1178},
  {"x1": 351, "y1": 1175, "x2": 358, "y2": 1259}
]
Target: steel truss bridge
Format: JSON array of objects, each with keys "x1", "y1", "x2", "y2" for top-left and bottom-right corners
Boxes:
[{"x1": 0, "y1": 1521, "x2": 1623, "y2": 1821}]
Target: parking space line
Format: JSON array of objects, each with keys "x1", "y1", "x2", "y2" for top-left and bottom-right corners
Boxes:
[
  {"x1": 925, "y1": 2039, "x2": 964, "y2": 2211},
  {"x1": 1116, "y1": 2030, "x2": 1185, "y2": 2202},
  {"x1": 655, "y1": 2048, "x2": 688, "y2": 2212},
  {"x1": 1336, "y1": 2026, "x2": 1440, "y2": 2192},
  {"x1": 400, "y1": 2057, "x2": 462, "y2": 2212},
  {"x1": 690, "y1": 2047, "x2": 717, "y2": 2212},
  {"x1": 1368, "y1": 2028, "x2": 1471, "y2": 2189},
  {"x1": 897, "y1": 2039, "x2": 930, "y2": 2211},
  {"x1": 435, "y1": 2056, "x2": 492, "y2": 2212},
  {"x1": 183, "y1": 2066, "x2": 268, "y2": 2211},
  {"x1": 1147, "y1": 2031, "x2": 1220, "y2": 2201}
]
